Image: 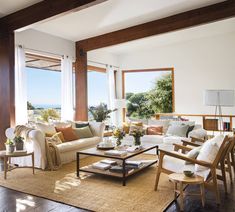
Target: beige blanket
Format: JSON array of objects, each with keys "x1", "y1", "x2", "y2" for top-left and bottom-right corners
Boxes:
[{"x1": 45, "y1": 140, "x2": 62, "y2": 171}]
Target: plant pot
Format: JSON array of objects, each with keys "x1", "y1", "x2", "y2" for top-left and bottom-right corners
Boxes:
[
  {"x1": 15, "y1": 142, "x2": 24, "y2": 150},
  {"x1": 5, "y1": 144, "x2": 15, "y2": 153},
  {"x1": 134, "y1": 136, "x2": 141, "y2": 146}
]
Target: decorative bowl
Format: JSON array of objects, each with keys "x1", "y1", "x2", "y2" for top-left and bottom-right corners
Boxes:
[{"x1": 183, "y1": 170, "x2": 194, "y2": 177}]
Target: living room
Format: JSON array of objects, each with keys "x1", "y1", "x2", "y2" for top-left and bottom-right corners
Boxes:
[{"x1": 0, "y1": 0, "x2": 235, "y2": 211}]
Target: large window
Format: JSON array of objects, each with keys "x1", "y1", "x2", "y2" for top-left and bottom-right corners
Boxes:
[
  {"x1": 25, "y1": 53, "x2": 61, "y2": 122},
  {"x1": 123, "y1": 68, "x2": 174, "y2": 120},
  {"x1": 87, "y1": 66, "x2": 109, "y2": 120}
]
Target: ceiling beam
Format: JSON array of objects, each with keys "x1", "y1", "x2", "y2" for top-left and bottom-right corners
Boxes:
[
  {"x1": 76, "y1": 0, "x2": 235, "y2": 51},
  {"x1": 0, "y1": 0, "x2": 106, "y2": 34}
]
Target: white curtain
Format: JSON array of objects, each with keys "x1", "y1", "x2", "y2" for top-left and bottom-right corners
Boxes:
[
  {"x1": 107, "y1": 65, "x2": 117, "y2": 125},
  {"x1": 61, "y1": 56, "x2": 74, "y2": 121},
  {"x1": 15, "y1": 45, "x2": 28, "y2": 125}
]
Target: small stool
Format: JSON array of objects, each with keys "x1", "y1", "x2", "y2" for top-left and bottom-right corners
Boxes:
[{"x1": 169, "y1": 173, "x2": 205, "y2": 211}]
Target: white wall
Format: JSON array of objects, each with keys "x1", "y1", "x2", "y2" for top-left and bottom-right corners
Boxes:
[
  {"x1": 15, "y1": 29, "x2": 75, "y2": 58},
  {"x1": 118, "y1": 31, "x2": 235, "y2": 115}
]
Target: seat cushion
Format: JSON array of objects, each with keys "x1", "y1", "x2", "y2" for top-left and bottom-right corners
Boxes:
[
  {"x1": 163, "y1": 136, "x2": 184, "y2": 145},
  {"x1": 57, "y1": 136, "x2": 101, "y2": 153}
]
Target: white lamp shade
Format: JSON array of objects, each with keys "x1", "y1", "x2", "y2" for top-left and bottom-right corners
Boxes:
[
  {"x1": 204, "y1": 90, "x2": 235, "y2": 106},
  {"x1": 114, "y1": 99, "x2": 127, "y2": 109}
]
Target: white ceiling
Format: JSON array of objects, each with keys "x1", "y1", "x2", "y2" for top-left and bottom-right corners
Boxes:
[
  {"x1": 31, "y1": 0, "x2": 225, "y2": 41},
  {"x1": 0, "y1": 0, "x2": 42, "y2": 18},
  {"x1": 93, "y1": 17, "x2": 235, "y2": 55}
]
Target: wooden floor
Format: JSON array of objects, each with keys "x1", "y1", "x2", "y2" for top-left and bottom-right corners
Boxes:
[{"x1": 0, "y1": 176, "x2": 234, "y2": 212}]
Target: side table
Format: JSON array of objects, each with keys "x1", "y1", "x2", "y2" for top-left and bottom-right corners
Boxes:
[
  {"x1": 0, "y1": 151, "x2": 34, "y2": 179},
  {"x1": 169, "y1": 173, "x2": 205, "y2": 211}
]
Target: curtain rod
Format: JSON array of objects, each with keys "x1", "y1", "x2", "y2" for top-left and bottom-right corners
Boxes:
[{"x1": 88, "y1": 60, "x2": 119, "y2": 69}]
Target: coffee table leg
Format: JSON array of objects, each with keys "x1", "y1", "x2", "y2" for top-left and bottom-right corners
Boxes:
[
  {"x1": 4, "y1": 156, "x2": 7, "y2": 180},
  {"x1": 122, "y1": 160, "x2": 126, "y2": 186},
  {"x1": 77, "y1": 153, "x2": 80, "y2": 178}
]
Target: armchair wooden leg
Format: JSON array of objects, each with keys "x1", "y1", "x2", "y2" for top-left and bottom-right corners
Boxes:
[
  {"x1": 220, "y1": 161, "x2": 227, "y2": 193},
  {"x1": 211, "y1": 168, "x2": 220, "y2": 204},
  {"x1": 154, "y1": 167, "x2": 161, "y2": 191},
  {"x1": 231, "y1": 149, "x2": 235, "y2": 173},
  {"x1": 226, "y1": 155, "x2": 233, "y2": 183},
  {"x1": 154, "y1": 153, "x2": 164, "y2": 191}
]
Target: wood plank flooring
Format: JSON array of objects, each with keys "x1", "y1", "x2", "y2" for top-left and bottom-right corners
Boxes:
[{"x1": 0, "y1": 175, "x2": 234, "y2": 212}]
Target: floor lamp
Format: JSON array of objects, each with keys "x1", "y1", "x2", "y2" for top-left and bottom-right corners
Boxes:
[{"x1": 204, "y1": 90, "x2": 234, "y2": 134}]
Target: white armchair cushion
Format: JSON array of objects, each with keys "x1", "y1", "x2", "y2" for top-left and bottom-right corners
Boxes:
[{"x1": 195, "y1": 135, "x2": 224, "y2": 171}]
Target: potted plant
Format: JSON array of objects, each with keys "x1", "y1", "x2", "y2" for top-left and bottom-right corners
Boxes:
[
  {"x1": 130, "y1": 128, "x2": 144, "y2": 146},
  {"x1": 89, "y1": 103, "x2": 117, "y2": 123},
  {"x1": 112, "y1": 128, "x2": 125, "y2": 146},
  {"x1": 5, "y1": 139, "x2": 15, "y2": 153},
  {"x1": 14, "y1": 136, "x2": 24, "y2": 150}
]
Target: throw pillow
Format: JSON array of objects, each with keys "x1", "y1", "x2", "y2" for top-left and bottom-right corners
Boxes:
[
  {"x1": 75, "y1": 122, "x2": 89, "y2": 128},
  {"x1": 73, "y1": 126, "x2": 93, "y2": 139},
  {"x1": 166, "y1": 124, "x2": 189, "y2": 137},
  {"x1": 46, "y1": 133, "x2": 63, "y2": 145},
  {"x1": 36, "y1": 123, "x2": 56, "y2": 135},
  {"x1": 186, "y1": 125, "x2": 195, "y2": 137},
  {"x1": 147, "y1": 119, "x2": 170, "y2": 134},
  {"x1": 195, "y1": 137, "x2": 221, "y2": 171},
  {"x1": 185, "y1": 146, "x2": 201, "y2": 165},
  {"x1": 146, "y1": 126, "x2": 163, "y2": 135},
  {"x1": 55, "y1": 126, "x2": 78, "y2": 141},
  {"x1": 45, "y1": 132, "x2": 65, "y2": 142}
]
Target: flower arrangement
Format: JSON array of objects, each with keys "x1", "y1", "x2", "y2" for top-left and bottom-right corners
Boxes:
[
  {"x1": 130, "y1": 128, "x2": 144, "y2": 146},
  {"x1": 112, "y1": 128, "x2": 125, "y2": 146}
]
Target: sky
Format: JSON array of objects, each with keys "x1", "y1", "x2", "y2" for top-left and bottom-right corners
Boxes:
[{"x1": 26, "y1": 67, "x2": 170, "y2": 107}]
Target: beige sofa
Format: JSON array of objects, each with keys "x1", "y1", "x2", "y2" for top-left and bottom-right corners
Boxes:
[{"x1": 5, "y1": 121, "x2": 105, "y2": 170}]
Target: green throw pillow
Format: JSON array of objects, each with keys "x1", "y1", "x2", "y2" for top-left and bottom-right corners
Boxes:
[{"x1": 73, "y1": 126, "x2": 93, "y2": 139}]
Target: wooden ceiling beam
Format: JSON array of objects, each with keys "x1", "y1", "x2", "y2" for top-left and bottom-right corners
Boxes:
[
  {"x1": 0, "y1": 0, "x2": 106, "y2": 33},
  {"x1": 76, "y1": 0, "x2": 235, "y2": 51}
]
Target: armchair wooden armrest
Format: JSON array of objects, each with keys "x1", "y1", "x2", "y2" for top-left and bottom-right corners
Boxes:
[
  {"x1": 190, "y1": 136, "x2": 206, "y2": 143},
  {"x1": 158, "y1": 148, "x2": 212, "y2": 168},
  {"x1": 173, "y1": 143, "x2": 193, "y2": 152},
  {"x1": 182, "y1": 140, "x2": 201, "y2": 147}
]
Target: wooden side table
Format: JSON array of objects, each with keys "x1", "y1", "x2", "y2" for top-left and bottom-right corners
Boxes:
[
  {"x1": 169, "y1": 173, "x2": 205, "y2": 211},
  {"x1": 0, "y1": 151, "x2": 34, "y2": 179}
]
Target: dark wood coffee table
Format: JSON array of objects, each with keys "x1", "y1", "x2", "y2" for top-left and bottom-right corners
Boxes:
[{"x1": 77, "y1": 144, "x2": 158, "y2": 186}]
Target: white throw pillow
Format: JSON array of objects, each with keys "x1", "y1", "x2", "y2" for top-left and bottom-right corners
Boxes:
[
  {"x1": 147, "y1": 119, "x2": 170, "y2": 134},
  {"x1": 36, "y1": 123, "x2": 56, "y2": 135},
  {"x1": 185, "y1": 146, "x2": 202, "y2": 165},
  {"x1": 166, "y1": 124, "x2": 189, "y2": 137},
  {"x1": 195, "y1": 136, "x2": 222, "y2": 171},
  {"x1": 171, "y1": 120, "x2": 195, "y2": 126}
]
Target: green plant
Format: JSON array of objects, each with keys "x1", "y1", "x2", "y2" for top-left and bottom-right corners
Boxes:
[
  {"x1": 27, "y1": 101, "x2": 35, "y2": 110},
  {"x1": 5, "y1": 139, "x2": 14, "y2": 145},
  {"x1": 13, "y1": 136, "x2": 24, "y2": 143},
  {"x1": 40, "y1": 109, "x2": 60, "y2": 122},
  {"x1": 89, "y1": 103, "x2": 117, "y2": 122}
]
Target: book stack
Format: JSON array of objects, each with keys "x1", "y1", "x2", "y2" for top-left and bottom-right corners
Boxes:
[
  {"x1": 126, "y1": 160, "x2": 144, "y2": 169},
  {"x1": 100, "y1": 159, "x2": 117, "y2": 165},
  {"x1": 92, "y1": 162, "x2": 111, "y2": 170},
  {"x1": 223, "y1": 122, "x2": 230, "y2": 131},
  {"x1": 104, "y1": 150, "x2": 127, "y2": 157}
]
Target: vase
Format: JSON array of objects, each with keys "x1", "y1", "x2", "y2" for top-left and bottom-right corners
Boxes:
[
  {"x1": 134, "y1": 136, "x2": 141, "y2": 146},
  {"x1": 116, "y1": 138, "x2": 121, "y2": 146},
  {"x1": 15, "y1": 142, "x2": 24, "y2": 150},
  {"x1": 5, "y1": 144, "x2": 15, "y2": 153}
]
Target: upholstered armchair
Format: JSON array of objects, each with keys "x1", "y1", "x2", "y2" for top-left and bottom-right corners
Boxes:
[{"x1": 154, "y1": 135, "x2": 232, "y2": 204}]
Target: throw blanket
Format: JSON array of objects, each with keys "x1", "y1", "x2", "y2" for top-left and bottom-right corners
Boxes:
[
  {"x1": 45, "y1": 139, "x2": 62, "y2": 171},
  {"x1": 14, "y1": 125, "x2": 34, "y2": 141}
]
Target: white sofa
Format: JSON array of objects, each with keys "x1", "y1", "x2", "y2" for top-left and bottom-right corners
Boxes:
[{"x1": 5, "y1": 121, "x2": 105, "y2": 170}]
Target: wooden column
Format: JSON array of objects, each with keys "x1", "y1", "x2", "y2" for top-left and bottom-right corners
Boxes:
[
  {"x1": 75, "y1": 45, "x2": 88, "y2": 121},
  {"x1": 0, "y1": 32, "x2": 15, "y2": 150}
]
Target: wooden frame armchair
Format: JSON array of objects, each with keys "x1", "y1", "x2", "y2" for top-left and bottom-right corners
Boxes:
[{"x1": 154, "y1": 136, "x2": 232, "y2": 204}]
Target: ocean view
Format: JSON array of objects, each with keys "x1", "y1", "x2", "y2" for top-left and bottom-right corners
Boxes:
[{"x1": 33, "y1": 104, "x2": 61, "y2": 109}]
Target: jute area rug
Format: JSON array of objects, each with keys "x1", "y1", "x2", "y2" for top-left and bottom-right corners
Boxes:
[{"x1": 0, "y1": 156, "x2": 174, "y2": 212}]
